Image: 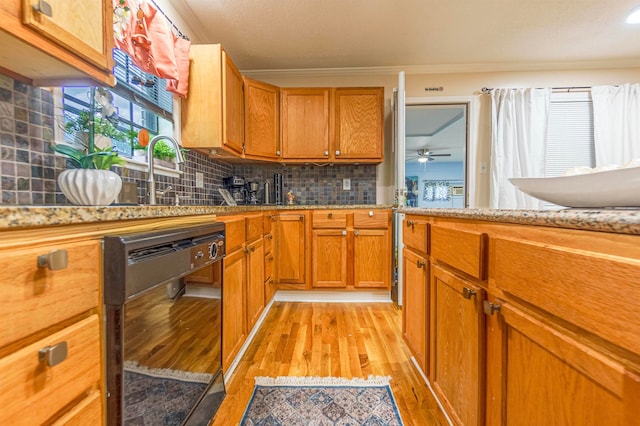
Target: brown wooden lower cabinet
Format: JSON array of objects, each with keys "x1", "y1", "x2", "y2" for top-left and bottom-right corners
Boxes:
[
  {"x1": 222, "y1": 247, "x2": 247, "y2": 371},
  {"x1": 246, "y1": 238, "x2": 265, "y2": 331},
  {"x1": 486, "y1": 301, "x2": 640, "y2": 426},
  {"x1": 353, "y1": 228, "x2": 389, "y2": 288},
  {"x1": 430, "y1": 264, "x2": 485, "y2": 426},
  {"x1": 274, "y1": 213, "x2": 307, "y2": 285},
  {"x1": 312, "y1": 229, "x2": 348, "y2": 287},
  {"x1": 401, "y1": 248, "x2": 429, "y2": 372}
]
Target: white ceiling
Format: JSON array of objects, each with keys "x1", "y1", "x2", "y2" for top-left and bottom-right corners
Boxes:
[{"x1": 174, "y1": 0, "x2": 640, "y2": 72}]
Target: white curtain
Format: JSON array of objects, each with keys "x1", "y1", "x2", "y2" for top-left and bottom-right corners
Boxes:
[
  {"x1": 490, "y1": 88, "x2": 551, "y2": 209},
  {"x1": 591, "y1": 84, "x2": 640, "y2": 167}
]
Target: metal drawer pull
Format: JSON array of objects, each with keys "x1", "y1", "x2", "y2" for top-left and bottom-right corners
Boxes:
[
  {"x1": 32, "y1": 0, "x2": 53, "y2": 17},
  {"x1": 276, "y1": 150, "x2": 281, "y2": 156},
  {"x1": 39, "y1": 341, "x2": 68, "y2": 367},
  {"x1": 483, "y1": 301, "x2": 501, "y2": 316},
  {"x1": 342, "y1": 230, "x2": 347, "y2": 236},
  {"x1": 462, "y1": 287, "x2": 477, "y2": 299},
  {"x1": 406, "y1": 220, "x2": 414, "y2": 228},
  {"x1": 369, "y1": 211, "x2": 374, "y2": 217},
  {"x1": 335, "y1": 150, "x2": 341, "y2": 156},
  {"x1": 249, "y1": 246, "x2": 256, "y2": 252},
  {"x1": 299, "y1": 216, "x2": 304, "y2": 221},
  {"x1": 38, "y1": 249, "x2": 68, "y2": 271},
  {"x1": 416, "y1": 260, "x2": 425, "y2": 268},
  {"x1": 324, "y1": 150, "x2": 329, "y2": 156},
  {"x1": 328, "y1": 213, "x2": 333, "y2": 219},
  {"x1": 354, "y1": 230, "x2": 360, "y2": 236}
]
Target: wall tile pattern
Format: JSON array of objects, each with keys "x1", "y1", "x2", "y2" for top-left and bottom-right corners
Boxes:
[{"x1": 0, "y1": 74, "x2": 377, "y2": 206}]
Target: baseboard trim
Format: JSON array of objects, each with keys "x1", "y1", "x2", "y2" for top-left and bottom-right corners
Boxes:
[
  {"x1": 274, "y1": 289, "x2": 392, "y2": 303},
  {"x1": 410, "y1": 356, "x2": 454, "y2": 426}
]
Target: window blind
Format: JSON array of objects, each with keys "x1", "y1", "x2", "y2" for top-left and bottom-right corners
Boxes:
[{"x1": 545, "y1": 92, "x2": 595, "y2": 178}]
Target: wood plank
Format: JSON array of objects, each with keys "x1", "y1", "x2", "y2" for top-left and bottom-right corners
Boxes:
[{"x1": 213, "y1": 302, "x2": 448, "y2": 426}]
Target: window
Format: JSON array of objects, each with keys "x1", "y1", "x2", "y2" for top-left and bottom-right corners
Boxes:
[
  {"x1": 545, "y1": 91, "x2": 595, "y2": 177},
  {"x1": 62, "y1": 48, "x2": 174, "y2": 157}
]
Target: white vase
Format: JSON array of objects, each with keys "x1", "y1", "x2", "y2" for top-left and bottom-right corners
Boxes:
[{"x1": 58, "y1": 169, "x2": 123, "y2": 206}]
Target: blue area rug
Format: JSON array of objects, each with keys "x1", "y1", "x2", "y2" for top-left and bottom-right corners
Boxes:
[{"x1": 241, "y1": 376, "x2": 404, "y2": 425}]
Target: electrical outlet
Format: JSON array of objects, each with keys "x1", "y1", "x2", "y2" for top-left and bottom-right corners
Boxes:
[
  {"x1": 195, "y1": 172, "x2": 204, "y2": 188},
  {"x1": 343, "y1": 178, "x2": 351, "y2": 190}
]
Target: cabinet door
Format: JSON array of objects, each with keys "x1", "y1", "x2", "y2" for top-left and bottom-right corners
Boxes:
[
  {"x1": 281, "y1": 88, "x2": 331, "y2": 160},
  {"x1": 21, "y1": 0, "x2": 111, "y2": 70},
  {"x1": 222, "y1": 49, "x2": 244, "y2": 155},
  {"x1": 486, "y1": 301, "x2": 640, "y2": 426},
  {"x1": 312, "y1": 229, "x2": 348, "y2": 287},
  {"x1": 431, "y1": 265, "x2": 485, "y2": 426},
  {"x1": 244, "y1": 77, "x2": 280, "y2": 160},
  {"x1": 222, "y1": 248, "x2": 246, "y2": 371},
  {"x1": 353, "y1": 228, "x2": 390, "y2": 288},
  {"x1": 275, "y1": 213, "x2": 306, "y2": 284},
  {"x1": 246, "y1": 238, "x2": 265, "y2": 331},
  {"x1": 402, "y1": 248, "x2": 428, "y2": 373},
  {"x1": 334, "y1": 88, "x2": 384, "y2": 162}
]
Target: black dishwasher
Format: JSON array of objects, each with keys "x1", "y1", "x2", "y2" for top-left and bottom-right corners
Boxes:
[{"x1": 103, "y1": 223, "x2": 226, "y2": 426}]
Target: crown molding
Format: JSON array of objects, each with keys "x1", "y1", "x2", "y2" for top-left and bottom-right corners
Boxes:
[{"x1": 241, "y1": 59, "x2": 640, "y2": 79}]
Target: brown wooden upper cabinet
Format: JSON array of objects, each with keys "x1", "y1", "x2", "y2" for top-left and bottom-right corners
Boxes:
[
  {"x1": 280, "y1": 87, "x2": 384, "y2": 163},
  {"x1": 280, "y1": 88, "x2": 332, "y2": 161},
  {"x1": 181, "y1": 44, "x2": 244, "y2": 157},
  {"x1": 334, "y1": 88, "x2": 384, "y2": 162},
  {"x1": 244, "y1": 77, "x2": 280, "y2": 161},
  {"x1": 0, "y1": 0, "x2": 114, "y2": 85}
]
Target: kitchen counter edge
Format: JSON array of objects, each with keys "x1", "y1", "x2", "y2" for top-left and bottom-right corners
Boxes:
[
  {"x1": 0, "y1": 204, "x2": 393, "y2": 230},
  {"x1": 398, "y1": 207, "x2": 640, "y2": 235}
]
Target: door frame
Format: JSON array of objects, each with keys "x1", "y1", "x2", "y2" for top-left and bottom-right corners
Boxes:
[{"x1": 404, "y1": 95, "x2": 479, "y2": 209}]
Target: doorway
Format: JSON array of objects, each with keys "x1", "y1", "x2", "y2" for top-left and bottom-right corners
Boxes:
[{"x1": 404, "y1": 103, "x2": 468, "y2": 208}]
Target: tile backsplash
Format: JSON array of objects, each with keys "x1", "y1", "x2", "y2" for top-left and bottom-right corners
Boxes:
[{"x1": 0, "y1": 74, "x2": 377, "y2": 206}]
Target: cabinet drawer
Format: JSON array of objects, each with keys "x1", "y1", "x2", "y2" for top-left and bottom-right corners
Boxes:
[
  {"x1": 492, "y1": 237, "x2": 640, "y2": 354},
  {"x1": 0, "y1": 239, "x2": 100, "y2": 347},
  {"x1": 263, "y1": 212, "x2": 274, "y2": 235},
  {"x1": 403, "y1": 217, "x2": 429, "y2": 254},
  {"x1": 312, "y1": 210, "x2": 348, "y2": 228},
  {"x1": 246, "y1": 214, "x2": 264, "y2": 242},
  {"x1": 0, "y1": 315, "x2": 101, "y2": 425},
  {"x1": 354, "y1": 210, "x2": 389, "y2": 228},
  {"x1": 219, "y1": 216, "x2": 246, "y2": 252},
  {"x1": 431, "y1": 225, "x2": 487, "y2": 280},
  {"x1": 264, "y1": 232, "x2": 273, "y2": 254},
  {"x1": 51, "y1": 390, "x2": 102, "y2": 426},
  {"x1": 265, "y1": 252, "x2": 274, "y2": 281}
]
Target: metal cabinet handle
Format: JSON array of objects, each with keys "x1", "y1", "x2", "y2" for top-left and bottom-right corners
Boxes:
[
  {"x1": 249, "y1": 246, "x2": 256, "y2": 252},
  {"x1": 276, "y1": 150, "x2": 281, "y2": 156},
  {"x1": 483, "y1": 301, "x2": 501, "y2": 316},
  {"x1": 269, "y1": 255, "x2": 274, "y2": 261},
  {"x1": 416, "y1": 260, "x2": 425, "y2": 268},
  {"x1": 324, "y1": 150, "x2": 329, "y2": 156},
  {"x1": 342, "y1": 230, "x2": 347, "y2": 236},
  {"x1": 335, "y1": 150, "x2": 341, "y2": 156},
  {"x1": 39, "y1": 341, "x2": 67, "y2": 367},
  {"x1": 243, "y1": 247, "x2": 250, "y2": 254},
  {"x1": 266, "y1": 234, "x2": 273, "y2": 240},
  {"x1": 38, "y1": 249, "x2": 68, "y2": 271},
  {"x1": 406, "y1": 220, "x2": 414, "y2": 228},
  {"x1": 369, "y1": 211, "x2": 374, "y2": 217},
  {"x1": 328, "y1": 213, "x2": 333, "y2": 219},
  {"x1": 462, "y1": 287, "x2": 477, "y2": 299},
  {"x1": 32, "y1": 0, "x2": 53, "y2": 17},
  {"x1": 299, "y1": 215, "x2": 304, "y2": 221},
  {"x1": 354, "y1": 230, "x2": 360, "y2": 236}
]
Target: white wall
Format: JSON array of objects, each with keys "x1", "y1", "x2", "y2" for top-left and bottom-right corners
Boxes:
[{"x1": 244, "y1": 67, "x2": 640, "y2": 206}]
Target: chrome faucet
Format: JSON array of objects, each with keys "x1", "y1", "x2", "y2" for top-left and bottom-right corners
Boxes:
[{"x1": 146, "y1": 136, "x2": 185, "y2": 205}]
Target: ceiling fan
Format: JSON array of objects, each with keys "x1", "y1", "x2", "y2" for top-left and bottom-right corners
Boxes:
[{"x1": 407, "y1": 148, "x2": 452, "y2": 163}]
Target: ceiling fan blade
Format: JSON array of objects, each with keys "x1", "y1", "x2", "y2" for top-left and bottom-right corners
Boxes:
[{"x1": 428, "y1": 153, "x2": 451, "y2": 157}]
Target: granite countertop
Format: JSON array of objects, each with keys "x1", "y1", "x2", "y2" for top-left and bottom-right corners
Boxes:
[
  {"x1": 0, "y1": 204, "x2": 393, "y2": 229},
  {"x1": 398, "y1": 207, "x2": 640, "y2": 235}
]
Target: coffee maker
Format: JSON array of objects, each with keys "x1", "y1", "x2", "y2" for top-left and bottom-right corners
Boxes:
[
  {"x1": 246, "y1": 181, "x2": 260, "y2": 205},
  {"x1": 223, "y1": 176, "x2": 246, "y2": 205}
]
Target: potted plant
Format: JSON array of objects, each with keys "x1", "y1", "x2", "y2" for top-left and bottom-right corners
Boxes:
[{"x1": 52, "y1": 94, "x2": 127, "y2": 206}]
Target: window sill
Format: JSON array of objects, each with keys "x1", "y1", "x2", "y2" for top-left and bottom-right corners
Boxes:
[{"x1": 123, "y1": 156, "x2": 183, "y2": 178}]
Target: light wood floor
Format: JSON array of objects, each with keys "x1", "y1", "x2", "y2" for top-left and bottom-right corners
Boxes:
[{"x1": 212, "y1": 301, "x2": 448, "y2": 426}]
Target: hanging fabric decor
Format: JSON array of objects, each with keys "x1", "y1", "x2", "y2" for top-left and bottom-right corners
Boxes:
[
  {"x1": 112, "y1": 0, "x2": 179, "y2": 81},
  {"x1": 166, "y1": 33, "x2": 191, "y2": 98}
]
